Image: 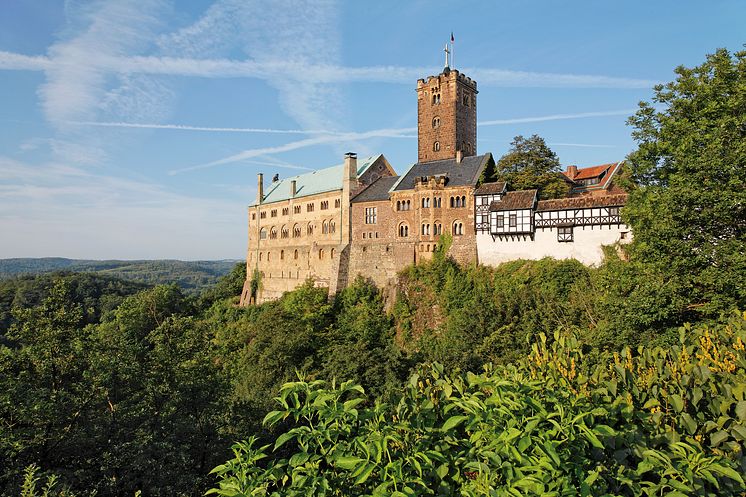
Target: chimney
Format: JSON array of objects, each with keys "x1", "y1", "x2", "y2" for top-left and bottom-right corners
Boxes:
[
  {"x1": 566, "y1": 165, "x2": 578, "y2": 180},
  {"x1": 290, "y1": 179, "x2": 297, "y2": 197},
  {"x1": 456, "y1": 150, "x2": 463, "y2": 164},
  {"x1": 344, "y1": 152, "x2": 358, "y2": 182},
  {"x1": 256, "y1": 173, "x2": 264, "y2": 204}
]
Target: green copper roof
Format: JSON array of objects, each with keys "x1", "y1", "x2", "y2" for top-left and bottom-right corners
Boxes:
[{"x1": 251, "y1": 155, "x2": 383, "y2": 206}]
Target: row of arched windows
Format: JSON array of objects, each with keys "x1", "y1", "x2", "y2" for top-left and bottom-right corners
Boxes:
[
  {"x1": 259, "y1": 220, "x2": 338, "y2": 241},
  {"x1": 396, "y1": 200, "x2": 412, "y2": 211},
  {"x1": 398, "y1": 221, "x2": 463, "y2": 238},
  {"x1": 421, "y1": 197, "x2": 442, "y2": 208},
  {"x1": 450, "y1": 196, "x2": 467, "y2": 208},
  {"x1": 256, "y1": 247, "x2": 337, "y2": 262}
]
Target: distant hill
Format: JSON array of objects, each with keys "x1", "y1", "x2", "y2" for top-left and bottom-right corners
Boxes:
[{"x1": 0, "y1": 258, "x2": 241, "y2": 294}]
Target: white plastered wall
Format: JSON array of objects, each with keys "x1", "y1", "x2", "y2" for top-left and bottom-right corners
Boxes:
[{"x1": 476, "y1": 224, "x2": 630, "y2": 266}]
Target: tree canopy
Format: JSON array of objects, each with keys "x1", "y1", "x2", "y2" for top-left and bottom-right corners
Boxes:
[
  {"x1": 493, "y1": 135, "x2": 570, "y2": 199},
  {"x1": 624, "y1": 48, "x2": 746, "y2": 318}
]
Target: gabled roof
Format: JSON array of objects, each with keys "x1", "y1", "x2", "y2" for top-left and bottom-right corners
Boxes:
[
  {"x1": 351, "y1": 175, "x2": 400, "y2": 203},
  {"x1": 537, "y1": 193, "x2": 628, "y2": 211},
  {"x1": 474, "y1": 181, "x2": 507, "y2": 195},
  {"x1": 489, "y1": 190, "x2": 537, "y2": 211},
  {"x1": 392, "y1": 153, "x2": 493, "y2": 192},
  {"x1": 563, "y1": 161, "x2": 624, "y2": 192},
  {"x1": 251, "y1": 155, "x2": 383, "y2": 206}
]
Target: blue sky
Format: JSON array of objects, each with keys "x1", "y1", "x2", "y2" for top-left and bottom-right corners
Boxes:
[{"x1": 1, "y1": 1, "x2": 743, "y2": 260}]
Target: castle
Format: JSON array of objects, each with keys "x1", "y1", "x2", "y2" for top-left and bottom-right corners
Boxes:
[{"x1": 239, "y1": 56, "x2": 629, "y2": 305}]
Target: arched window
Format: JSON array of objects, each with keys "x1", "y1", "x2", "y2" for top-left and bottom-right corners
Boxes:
[
  {"x1": 433, "y1": 141, "x2": 440, "y2": 152},
  {"x1": 396, "y1": 200, "x2": 401, "y2": 211},
  {"x1": 450, "y1": 197, "x2": 454, "y2": 208},
  {"x1": 281, "y1": 226, "x2": 289, "y2": 239},
  {"x1": 293, "y1": 224, "x2": 301, "y2": 238},
  {"x1": 259, "y1": 252, "x2": 263, "y2": 261},
  {"x1": 319, "y1": 249, "x2": 324, "y2": 259},
  {"x1": 294, "y1": 249, "x2": 299, "y2": 260},
  {"x1": 398, "y1": 223, "x2": 409, "y2": 237},
  {"x1": 467, "y1": 142, "x2": 472, "y2": 154},
  {"x1": 270, "y1": 227, "x2": 278, "y2": 239},
  {"x1": 322, "y1": 221, "x2": 329, "y2": 234},
  {"x1": 280, "y1": 250, "x2": 284, "y2": 260},
  {"x1": 436, "y1": 197, "x2": 441, "y2": 208},
  {"x1": 260, "y1": 228, "x2": 267, "y2": 240},
  {"x1": 330, "y1": 220, "x2": 336, "y2": 234},
  {"x1": 462, "y1": 196, "x2": 466, "y2": 207},
  {"x1": 453, "y1": 221, "x2": 464, "y2": 236},
  {"x1": 406, "y1": 200, "x2": 411, "y2": 210},
  {"x1": 432, "y1": 117, "x2": 440, "y2": 128},
  {"x1": 307, "y1": 223, "x2": 313, "y2": 236},
  {"x1": 331, "y1": 248, "x2": 335, "y2": 259},
  {"x1": 463, "y1": 94, "x2": 469, "y2": 106},
  {"x1": 335, "y1": 199, "x2": 341, "y2": 208},
  {"x1": 267, "y1": 251, "x2": 272, "y2": 261}
]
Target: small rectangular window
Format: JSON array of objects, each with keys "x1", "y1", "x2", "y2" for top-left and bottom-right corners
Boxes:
[
  {"x1": 558, "y1": 226, "x2": 573, "y2": 243},
  {"x1": 509, "y1": 214, "x2": 517, "y2": 227},
  {"x1": 497, "y1": 215, "x2": 504, "y2": 228}
]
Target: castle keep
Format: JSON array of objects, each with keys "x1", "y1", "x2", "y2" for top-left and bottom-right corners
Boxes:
[{"x1": 240, "y1": 58, "x2": 629, "y2": 305}]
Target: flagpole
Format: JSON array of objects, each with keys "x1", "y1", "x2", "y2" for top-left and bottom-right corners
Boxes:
[{"x1": 450, "y1": 32, "x2": 455, "y2": 69}]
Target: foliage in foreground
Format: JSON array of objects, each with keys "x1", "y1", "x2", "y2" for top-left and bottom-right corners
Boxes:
[{"x1": 209, "y1": 313, "x2": 746, "y2": 496}]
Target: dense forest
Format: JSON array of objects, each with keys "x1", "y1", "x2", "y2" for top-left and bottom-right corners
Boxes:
[
  {"x1": 1, "y1": 50, "x2": 744, "y2": 496},
  {"x1": 0, "y1": 259, "x2": 238, "y2": 294}
]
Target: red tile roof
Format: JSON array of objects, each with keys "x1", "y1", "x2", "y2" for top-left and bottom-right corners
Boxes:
[
  {"x1": 474, "y1": 181, "x2": 506, "y2": 195},
  {"x1": 489, "y1": 190, "x2": 537, "y2": 211},
  {"x1": 563, "y1": 161, "x2": 623, "y2": 192}
]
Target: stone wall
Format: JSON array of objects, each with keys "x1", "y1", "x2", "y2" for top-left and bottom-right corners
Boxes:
[{"x1": 416, "y1": 70, "x2": 477, "y2": 163}]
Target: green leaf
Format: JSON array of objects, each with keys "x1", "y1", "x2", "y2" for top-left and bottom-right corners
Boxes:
[
  {"x1": 343, "y1": 398, "x2": 364, "y2": 411},
  {"x1": 735, "y1": 401, "x2": 746, "y2": 422},
  {"x1": 274, "y1": 431, "x2": 295, "y2": 450},
  {"x1": 669, "y1": 394, "x2": 684, "y2": 413},
  {"x1": 289, "y1": 452, "x2": 310, "y2": 467},
  {"x1": 353, "y1": 463, "x2": 376, "y2": 485},
  {"x1": 441, "y1": 415, "x2": 468, "y2": 432},
  {"x1": 680, "y1": 413, "x2": 697, "y2": 435},
  {"x1": 336, "y1": 456, "x2": 365, "y2": 470},
  {"x1": 710, "y1": 430, "x2": 729, "y2": 447},
  {"x1": 262, "y1": 410, "x2": 285, "y2": 426}
]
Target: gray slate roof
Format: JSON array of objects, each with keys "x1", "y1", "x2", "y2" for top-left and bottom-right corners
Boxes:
[
  {"x1": 392, "y1": 153, "x2": 492, "y2": 192},
  {"x1": 351, "y1": 175, "x2": 400, "y2": 203},
  {"x1": 489, "y1": 190, "x2": 538, "y2": 211}
]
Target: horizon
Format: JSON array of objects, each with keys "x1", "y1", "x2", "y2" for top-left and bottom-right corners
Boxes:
[{"x1": 1, "y1": 1, "x2": 744, "y2": 259}]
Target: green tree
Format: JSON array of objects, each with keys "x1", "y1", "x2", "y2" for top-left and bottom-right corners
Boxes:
[
  {"x1": 495, "y1": 135, "x2": 570, "y2": 199},
  {"x1": 625, "y1": 48, "x2": 746, "y2": 318}
]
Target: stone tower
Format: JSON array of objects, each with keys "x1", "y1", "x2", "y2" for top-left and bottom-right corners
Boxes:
[{"x1": 416, "y1": 65, "x2": 477, "y2": 163}]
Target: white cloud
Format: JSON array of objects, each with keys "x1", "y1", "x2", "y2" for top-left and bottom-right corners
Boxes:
[
  {"x1": 478, "y1": 110, "x2": 637, "y2": 127},
  {"x1": 2, "y1": 49, "x2": 659, "y2": 89},
  {"x1": 0, "y1": 156, "x2": 244, "y2": 259},
  {"x1": 38, "y1": 0, "x2": 171, "y2": 124}
]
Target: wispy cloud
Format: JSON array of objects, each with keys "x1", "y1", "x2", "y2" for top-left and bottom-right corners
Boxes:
[
  {"x1": 64, "y1": 120, "x2": 412, "y2": 136},
  {"x1": 169, "y1": 126, "x2": 417, "y2": 175},
  {"x1": 478, "y1": 110, "x2": 636, "y2": 127},
  {"x1": 1, "y1": 49, "x2": 659, "y2": 89},
  {"x1": 169, "y1": 109, "x2": 633, "y2": 174},
  {"x1": 38, "y1": 0, "x2": 171, "y2": 124},
  {"x1": 549, "y1": 142, "x2": 616, "y2": 149}
]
